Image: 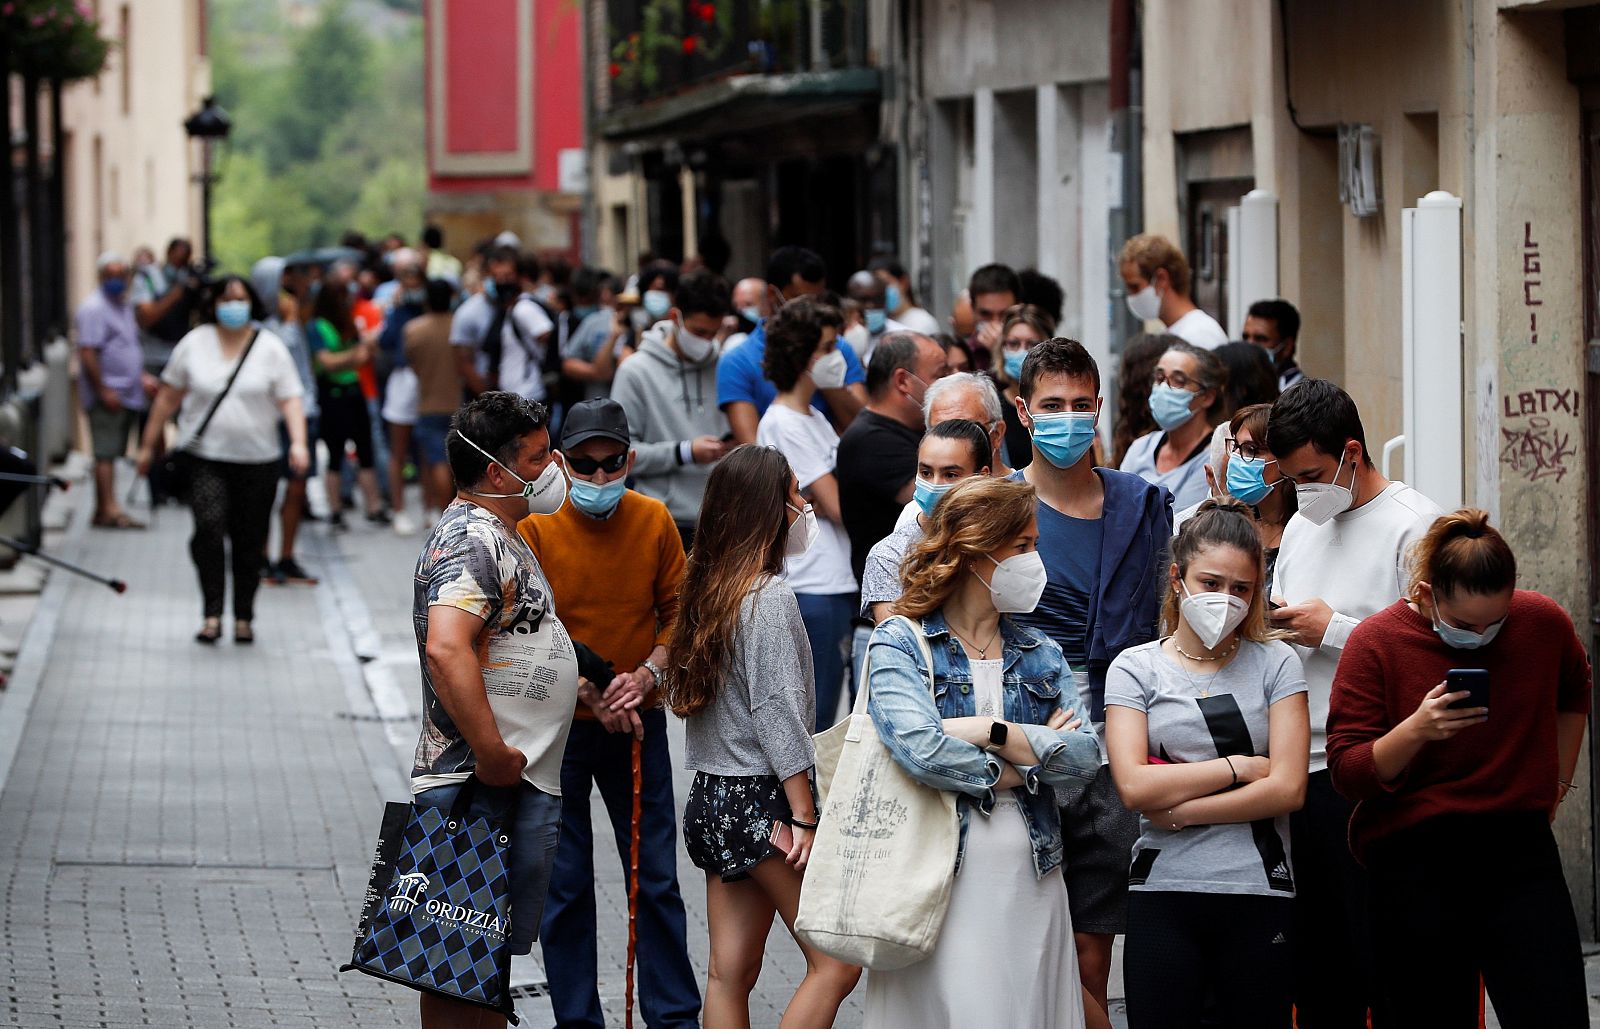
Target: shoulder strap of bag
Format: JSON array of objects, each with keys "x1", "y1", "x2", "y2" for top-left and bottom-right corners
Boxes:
[
  {"x1": 851, "y1": 614, "x2": 937, "y2": 716},
  {"x1": 182, "y1": 328, "x2": 260, "y2": 449}
]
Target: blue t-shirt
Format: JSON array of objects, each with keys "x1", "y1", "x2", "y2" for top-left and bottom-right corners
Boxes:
[
  {"x1": 715, "y1": 321, "x2": 866, "y2": 420},
  {"x1": 1013, "y1": 493, "x2": 1103, "y2": 668}
]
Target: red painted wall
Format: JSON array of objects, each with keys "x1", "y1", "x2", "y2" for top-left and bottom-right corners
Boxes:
[{"x1": 426, "y1": 0, "x2": 583, "y2": 194}]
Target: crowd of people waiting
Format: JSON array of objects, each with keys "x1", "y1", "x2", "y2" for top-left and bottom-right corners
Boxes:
[{"x1": 71, "y1": 224, "x2": 1593, "y2": 1028}]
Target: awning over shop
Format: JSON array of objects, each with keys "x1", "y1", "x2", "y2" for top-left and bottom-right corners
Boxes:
[{"x1": 597, "y1": 68, "x2": 881, "y2": 143}]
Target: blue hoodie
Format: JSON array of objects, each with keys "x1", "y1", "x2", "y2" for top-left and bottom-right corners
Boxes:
[{"x1": 1012, "y1": 466, "x2": 1173, "y2": 724}]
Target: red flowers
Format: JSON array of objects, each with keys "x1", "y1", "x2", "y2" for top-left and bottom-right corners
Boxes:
[
  {"x1": 681, "y1": 35, "x2": 697, "y2": 54},
  {"x1": 696, "y1": 2, "x2": 716, "y2": 21}
]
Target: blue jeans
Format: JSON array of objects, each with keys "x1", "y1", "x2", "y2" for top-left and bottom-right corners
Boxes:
[
  {"x1": 795, "y1": 591, "x2": 856, "y2": 732},
  {"x1": 540, "y1": 708, "x2": 700, "y2": 1028},
  {"x1": 413, "y1": 779, "x2": 562, "y2": 956}
]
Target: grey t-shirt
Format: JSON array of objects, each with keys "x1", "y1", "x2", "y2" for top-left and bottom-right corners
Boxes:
[
  {"x1": 683, "y1": 577, "x2": 817, "y2": 781},
  {"x1": 561, "y1": 308, "x2": 620, "y2": 401},
  {"x1": 858, "y1": 520, "x2": 924, "y2": 616},
  {"x1": 1104, "y1": 638, "x2": 1307, "y2": 897}
]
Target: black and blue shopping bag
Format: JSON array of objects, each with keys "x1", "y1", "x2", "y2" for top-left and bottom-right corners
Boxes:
[{"x1": 342, "y1": 777, "x2": 521, "y2": 1023}]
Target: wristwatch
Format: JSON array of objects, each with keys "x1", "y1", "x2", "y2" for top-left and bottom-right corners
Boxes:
[
  {"x1": 640, "y1": 659, "x2": 665, "y2": 686},
  {"x1": 985, "y1": 719, "x2": 1008, "y2": 753}
]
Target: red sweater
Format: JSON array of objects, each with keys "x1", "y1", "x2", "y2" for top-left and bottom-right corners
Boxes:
[{"x1": 1327, "y1": 591, "x2": 1591, "y2": 861}]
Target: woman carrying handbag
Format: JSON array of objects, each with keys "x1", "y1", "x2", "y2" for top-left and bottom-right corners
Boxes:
[
  {"x1": 137, "y1": 276, "x2": 308, "y2": 644},
  {"x1": 860, "y1": 475, "x2": 1101, "y2": 1028}
]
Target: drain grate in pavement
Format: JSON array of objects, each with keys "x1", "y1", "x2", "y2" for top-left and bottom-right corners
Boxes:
[{"x1": 50, "y1": 860, "x2": 338, "y2": 887}]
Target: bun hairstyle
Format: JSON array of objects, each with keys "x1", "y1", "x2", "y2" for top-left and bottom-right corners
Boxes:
[
  {"x1": 1407, "y1": 509, "x2": 1517, "y2": 603},
  {"x1": 1162, "y1": 497, "x2": 1281, "y2": 642},
  {"x1": 894, "y1": 477, "x2": 1037, "y2": 620}
]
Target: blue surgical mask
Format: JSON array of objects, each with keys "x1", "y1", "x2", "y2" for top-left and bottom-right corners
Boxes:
[
  {"x1": 1002, "y1": 349, "x2": 1026, "y2": 382},
  {"x1": 913, "y1": 477, "x2": 957, "y2": 518},
  {"x1": 740, "y1": 306, "x2": 763, "y2": 325},
  {"x1": 865, "y1": 308, "x2": 887, "y2": 334},
  {"x1": 1225, "y1": 453, "x2": 1276, "y2": 505},
  {"x1": 884, "y1": 284, "x2": 901, "y2": 312},
  {"x1": 568, "y1": 475, "x2": 627, "y2": 517},
  {"x1": 643, "y1": 290, "x2": 672, "y2": 319},
  {"x1": 101, "y1": 278, "x2": 127, "y2": 301},
  {"x1": 1029, "y1": 411, "x2": 1098, "y2": 469},
  {"x1": 1149, "y1": 382, "x2": 1198, "y2": 430},
  {"x1": 1431, "y1": 605, "x2": 1505, "y2": 650},
  {"x1": 216, "y1": 300, "x2": 252, "y2": 329}
]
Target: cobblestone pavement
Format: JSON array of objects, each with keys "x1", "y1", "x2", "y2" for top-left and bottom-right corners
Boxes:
[
  {"x1": 5, "y1": 473, "x2": 1599, "y2": 1028},
  {"x1": 0, "y1": 479, "x2": 411, "y2": 1027}
]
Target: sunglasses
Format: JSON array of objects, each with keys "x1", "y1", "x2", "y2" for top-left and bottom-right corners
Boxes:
[{"x1": 563, "y1": 451, "x2": 629, "y2": 476}]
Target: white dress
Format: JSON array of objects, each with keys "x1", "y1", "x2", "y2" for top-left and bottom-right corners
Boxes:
[{"x1": 863, "y1": 660, "x2": 1086, "y2": 1028}]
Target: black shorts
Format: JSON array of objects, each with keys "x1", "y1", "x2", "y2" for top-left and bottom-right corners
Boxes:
[
  {"x1": 317, "y1": 390, "x2": 373, "y2": 471},
  {"x1": 683, "y1": 772, "x2": 800, "y2": 883},
  {"x1": 1062, "y1": 764, "x2": 1140, "y2": 934}
]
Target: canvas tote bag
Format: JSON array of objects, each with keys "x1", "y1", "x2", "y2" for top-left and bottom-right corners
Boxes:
[{"x1": 797, "y1": 615, "x2": 958, "y2": 970}]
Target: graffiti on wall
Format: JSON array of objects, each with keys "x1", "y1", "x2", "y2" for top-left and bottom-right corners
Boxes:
[
  {"x1": 1500, "y1": 388, "x2": 1578, "y2": 484},
  {"x1": 1522, "y1": 222, "x2": 1542, "y2": 345}
]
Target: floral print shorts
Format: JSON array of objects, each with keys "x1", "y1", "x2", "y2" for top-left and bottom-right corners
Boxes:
[{"x1": 683, "y1": 771, "x2": 794, "y2": 882}]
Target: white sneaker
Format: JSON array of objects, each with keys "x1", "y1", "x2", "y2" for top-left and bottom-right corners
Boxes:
[{"x1": 392, "y1": 511, "x2": 419, "y2": 536}]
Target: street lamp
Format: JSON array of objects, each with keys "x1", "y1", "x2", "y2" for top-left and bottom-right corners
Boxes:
[{"x1": 183, "y1": 96, "x2": 232, "y2": 269}]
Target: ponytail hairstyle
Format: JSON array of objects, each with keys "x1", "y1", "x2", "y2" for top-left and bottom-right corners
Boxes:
[
  {"x1": 1406, "y1": 509, "x2": 1517, "y2": 603},
  {"x1": 666, "y1": 445, "x2": 794, "y2": 717},
  {"x1": 1161, "y1": 497, "x2": 1282, "y2": 642},
  {"x1": 894, "y1": 477, "x2": 1037, "y2": 620}
]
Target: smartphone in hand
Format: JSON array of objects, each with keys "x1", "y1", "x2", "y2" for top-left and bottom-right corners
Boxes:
[
  {"x1": 1446, "y1": 668, "x2": 1490, "y2": 712},
  {"x1": 769, "y1": 819, "x2": 794, "y2": 854}
]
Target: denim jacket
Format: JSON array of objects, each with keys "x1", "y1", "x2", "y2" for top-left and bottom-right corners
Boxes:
[{"x1": 865, "y1": 611, "x2": 1101, "y2": 877}]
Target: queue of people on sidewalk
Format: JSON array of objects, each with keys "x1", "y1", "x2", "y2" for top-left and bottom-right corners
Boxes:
[{"x1": 74, "y1": 226, "x2": 1591, "y2": 1027}]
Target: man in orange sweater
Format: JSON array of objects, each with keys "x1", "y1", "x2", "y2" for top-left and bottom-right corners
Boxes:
[{"x1": 518, "y1": 398, "x2": 701, "y2": 1028}]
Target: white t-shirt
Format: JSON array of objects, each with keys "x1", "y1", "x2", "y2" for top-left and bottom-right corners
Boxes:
[
  {"x1": 1167, "y1": 308, "x2": 1228, "y2": 349},
  {"x1": 1273, "y1": 481, "x2": 1443, "y2": 771},
  {"x1": 499, "y1": 297, "x2": 554, "y2": 402},
  {"x1": 161, "y1": 325, "x2": 303, "y2": 464},
  {"x1": 756, "y1": 403, "x2": 858, "y2": 596},
  {"x1": 895, "y1": 307, "x2": 941, "y2": 335}
]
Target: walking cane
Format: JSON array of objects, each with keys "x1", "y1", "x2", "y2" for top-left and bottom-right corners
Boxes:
[{"x1": 625, "y1": 734, "x2": 642, "y2": 1029}]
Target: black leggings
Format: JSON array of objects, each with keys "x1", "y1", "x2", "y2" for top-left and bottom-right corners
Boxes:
[
  {"x1": 187, "y1": 457, "x2": 279, "y2": 620},
  {"x1": 317, "y1": 389, "x2": 374, "y2": 471},
  {"x1": 1123, "y1": 890, "x2": 1294, "y2": 1029},
  {"x1": 1367, "y1": 812, "x2": 1588, "y2": 1029}
]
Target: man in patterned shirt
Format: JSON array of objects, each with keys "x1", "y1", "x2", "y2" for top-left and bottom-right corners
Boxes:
[{"x1": 408, "y1": 391, "x2": 609, "y2": 1029}]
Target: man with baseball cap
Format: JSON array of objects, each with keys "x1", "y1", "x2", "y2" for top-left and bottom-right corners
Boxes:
[{"x1": 516, "y1": 398, "x2": 701, "y2": 1028}]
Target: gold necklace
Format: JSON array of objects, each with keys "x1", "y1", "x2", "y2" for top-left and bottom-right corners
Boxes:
[{"x1": 1173, "y1": 637, "x2": 1239, "y2": 662}]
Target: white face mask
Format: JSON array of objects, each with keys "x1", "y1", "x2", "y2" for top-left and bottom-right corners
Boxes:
[
  {"x1": 456, "y1": 430, "x2": 568, "y2": 516},
  {"x1": 1179, "y1": 582, "x2": 1250, "y2": 649},
  {"x1": 784, "y1": 502, "x2": 817, "y2": 558},
  {"x1": 809, "y1": 348, "x2": 848, "y2": 390},
  {"x1": 1126, "y1": 283, "x2": 1162, "y2": 322},
  {"x1": 1295, "y1": 451, "x2": 1356, "y2": 526},
  {"x1": 675, "y1": 318, "x2": 717, "y2": 362},
  {"x1": 981, "y1": 551, "x2": 1048, "y2": 614}
]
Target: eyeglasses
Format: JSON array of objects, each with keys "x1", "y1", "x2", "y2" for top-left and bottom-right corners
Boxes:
[
  {"x1": 1150, "y1": 368, "x2": 1200, "y2": 390},
  {"x1": 563, "y1": 451, "x2": 629, "y2": 476},
  {"x1": 1225, "y1": 438, "x2": 1276, "y2": 463}
]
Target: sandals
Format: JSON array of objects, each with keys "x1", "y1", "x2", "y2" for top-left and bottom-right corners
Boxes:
[
  {"x1": 195, "y1": 619, "x2": 223, "y2": 645},
  {"x1": 234, "y1": 621, "x2": 254, "y2": 645},
  {"x1": 92, "y1": 512, "x2": 146, "y2": 530}
]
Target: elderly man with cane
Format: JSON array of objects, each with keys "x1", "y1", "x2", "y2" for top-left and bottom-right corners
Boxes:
[{"x1": 518, "y1": 398, "x2": 701, "y2": 1028}]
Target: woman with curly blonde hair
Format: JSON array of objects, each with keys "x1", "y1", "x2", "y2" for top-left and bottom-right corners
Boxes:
[{"x1": 862, "y1": 475, "x2": 1102, "y2": 1028}]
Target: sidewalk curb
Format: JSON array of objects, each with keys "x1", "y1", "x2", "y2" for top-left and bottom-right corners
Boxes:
[
  {"x1": 0, "y1": 480, "x2": 88, "y2": 799},
  {"x1": 308, "y1": 529, "x2": 411, "y2": 803}
]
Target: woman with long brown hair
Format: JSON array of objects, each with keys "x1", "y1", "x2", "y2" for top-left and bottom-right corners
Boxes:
[
  {"x1": 862, "y1": 475, "x2": 1100, "y2": 1028},
  {"x1": 1104, "y1": 498, "x2": 1309, "y2": 1029},
  {"x1": 667, "y1": 444, "x2": 860, "y2": 1029},
  {"x1": 1327, "y1": 510, "x2": 1591, "y2": 1025}
]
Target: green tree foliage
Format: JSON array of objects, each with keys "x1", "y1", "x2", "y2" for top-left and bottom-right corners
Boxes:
[{"x1": 208, "y1": 0, "x2": 423, "y2": 274}]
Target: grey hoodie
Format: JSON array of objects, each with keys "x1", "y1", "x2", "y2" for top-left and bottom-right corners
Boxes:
[{"x1": 608, "y1": 320, "x2": 727, "y2": 525}]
